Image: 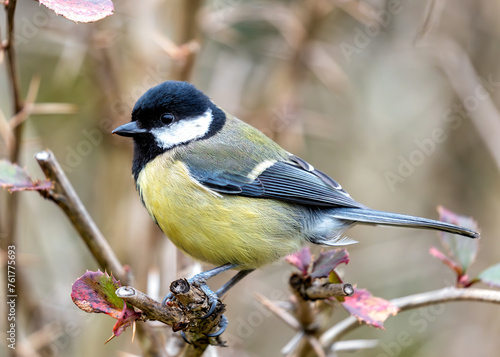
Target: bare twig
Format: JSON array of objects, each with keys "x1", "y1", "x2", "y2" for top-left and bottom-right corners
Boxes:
[
  {"x1": 331, "y1": 339, "x2": 379, "y2": 353},
  {"x1": 9, "y1": 75, "x2": 40, "y2": 129},
  {"x1": 320, "y1": 287, "x2": 500, "y2": 348},
  {"x1": 414, "y1": 33, "x2": 500, "y2": 172},
  {"x1": 305, "y1": 334, "x2": 327, "y2": 357},
  {"x1": 289, "y1": 272, "x2": 353, "y2": 300},
  {"x1": 8, "y1": 76, "x2": 78, "y2": 130},
  {"x1": 153, "y1": 33, "x2": 200, "y2": 62},
  {"x1": 0, "y1": 107, "x2": 14, "y2": 153},
  {"x1": 2, "y1": 1, "x2": 19, "y2": 184},
  {"x1": 10, "y1": 103, "x2": 79, "y2": 129},
  {"x1": 30, "y1": 103, "x2": 79, "y2": 115},
  {"x1": 117, "y1": 286, "x2": 186, "y2": 326},
  {"x1": 17, "y1": 322, "x2": 63, "y2": 357},
  {"x1": 286, "y1": 271, "x2": 333, "y2": 357},
  {"x1": 332, "y1": 0, "x2": 384, "y2": 26},
  {"x1": 255, "y1": 293, "x2": 301, "y2": 330},
  {"x1": 281, "y1": 331, "x2": 305, "y2": 355},
  {"x1": 436, "y1": 38, "x2": 500, "y2": 172},
  {"x1": 3, "y1": 6, "x2": 24, "y2": 357},
  {"x1": 35, "y1": 150, "x2": 128, "y2": 281},
  {"x1": 4, "y1": 0, "x2": 21, "y2": 103},
  {"x1": 414, "y1": 0, "x2": 447, "y2": 44},
  {"x1": 172, "y1": 0, "x2": 203, "y2": 82},
  {"x1": 305, "y1": 42, "x2": 352, "y2": 96},
  {"x1": 4, "y1": 0, "x2": 24, "y2": 162},
  {"x1": 33, "y1": 150, "x2": 170, "y2": 356},
  {"x1": 305, "y1": 282, "x2": 354, "y2": 300}
]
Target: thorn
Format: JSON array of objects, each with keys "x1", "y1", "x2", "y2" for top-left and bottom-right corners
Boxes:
[
  {"x1": 131, "y1": 321, "x2": 136, "y2": 343},
  {"x1": 104, "y1": 334, "x2": 116, "y2": 345}
]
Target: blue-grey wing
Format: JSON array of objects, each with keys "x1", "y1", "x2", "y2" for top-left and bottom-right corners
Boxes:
[{"x1": 185, "y1": 151, "x2": 363, "y2": 208}]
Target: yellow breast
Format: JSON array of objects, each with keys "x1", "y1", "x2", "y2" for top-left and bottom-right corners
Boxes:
[{"x1": 136, "y1": 154, "x2": 305, "y2": 269}]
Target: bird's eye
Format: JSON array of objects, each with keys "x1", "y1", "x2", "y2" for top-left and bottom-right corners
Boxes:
[{"x1": 160, "y1": 113, "x2": 176, "y2": 125}]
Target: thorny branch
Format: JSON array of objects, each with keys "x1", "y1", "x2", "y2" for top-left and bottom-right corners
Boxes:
[
  {"x1": 320, "y1": 287, "x2": 500, "y2": 349},
  {"x1": 36, "y1": 150, "x2": 128, "y2": 281},
  {"x1": 2, "y1": 6, "x2": 27, "y2": 357},
  {"x1": 4, "y1": 0, "x2": 24, "y2": 162},
  {"x1": 289, "y1": 272, "x2": 352, "y2": 357},
  {"x1": 33, "y1": 150, "x2": 168, "y2": 356},
  {"x1": 35, "y1": 150, "x2": 228, "y2": 356},
  {"x1": 117, "y1": 282, "x2": 227, "y2": 355},
  {"x1": 256, "y1": 272, "x2": 354, "y2": 357}
]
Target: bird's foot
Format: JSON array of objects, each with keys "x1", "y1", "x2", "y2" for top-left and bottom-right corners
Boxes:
[
  {"x1": 164, "y1": 264, "x2": 236, "y2": 317},
  {"x1": 180, "y1": 315, "x2": 228, "y2": 345},
  {"x1": 196, "y1": 281, "x2": 219, "y2": 319},
  {"x1": 162, "y1": 264, "x2": 238, "y2": 343},
  {"x1": 162, "y1": 274, "x2": 219, "y2": 319},
  {"x1": 206, "y1": 314, "x2": 228, "y2": 337}
]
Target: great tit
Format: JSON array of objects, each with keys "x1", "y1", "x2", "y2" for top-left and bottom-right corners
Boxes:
[{"x1": 113, "y1": 80, "x2": 479, "y2": 302}]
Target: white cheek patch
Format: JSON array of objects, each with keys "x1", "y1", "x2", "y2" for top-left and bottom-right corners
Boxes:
[{"x1": 151, "y1": 108, "x2": 213, "y2": 149}]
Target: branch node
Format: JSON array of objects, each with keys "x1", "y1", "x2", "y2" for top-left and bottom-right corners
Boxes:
[{"x1": 290, "y1": 272, "x2": 353, "y2": 300}]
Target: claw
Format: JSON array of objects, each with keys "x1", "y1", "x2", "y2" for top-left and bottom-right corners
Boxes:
[
  {"x1": 179, "y1": 315, "x2": 227, "y2": 345},
  {"x1": 206, "y1": 315, "x2": 228, "y2": 337},
  {"x1": 190, "y1": 280, "x2": 219, "y2": 319},
  {"x1": 162, "y1": 292, "x2": 173, "y2": 306},
  {"x1": 164, "y1": 264, "x2": 241, "y2": 320},
  {"x1": 200, "y1": 298, "x2": 218, "y2": 319},
  {"x1": 163, "y1": 277, "x2": 220, "y2": 319},
  {"x1": 181, "y1": 331, "x2": 192, "y2": 345}
]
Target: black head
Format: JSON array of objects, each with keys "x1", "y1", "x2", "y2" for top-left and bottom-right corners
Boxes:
[{"x1": 112, "y1": 81, "x2": 225, "y2": 180}]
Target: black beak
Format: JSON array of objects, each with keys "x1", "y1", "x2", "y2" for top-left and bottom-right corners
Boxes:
[{"x1": 112, "y1": 121, "x2": 148, "y2": 137}]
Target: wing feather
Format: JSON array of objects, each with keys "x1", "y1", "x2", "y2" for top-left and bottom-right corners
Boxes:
[{"x1": 185, "y1": 151, "x2": 364, "y2": 208}]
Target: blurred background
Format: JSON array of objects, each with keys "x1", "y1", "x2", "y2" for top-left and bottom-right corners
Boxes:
[{"x1": 1, "y1": 0, "x2": 500, "y2": 356}]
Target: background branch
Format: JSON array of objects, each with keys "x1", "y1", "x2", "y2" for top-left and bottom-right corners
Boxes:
[
  {"x1": 35, "y1": 150, "x2": 127, "y2": 281},
  {"x1": 3, "y1": 4, "x2": 26, "y2": 357},
  {"x1": 4, "y1": 0, "x2": 23, "y2": 162},
  {"x1": 35, "y1": 150, "x2": 225, "y2": 356},
  {"x1": 304, "y1": 282, "x2": 353, "y2": 300},
  {"x1": 34, "y1": 150, "x2": 167, "y2": 357},
  {"x1": 320, "y1": 287, "x2": 500, "y2": 348}
]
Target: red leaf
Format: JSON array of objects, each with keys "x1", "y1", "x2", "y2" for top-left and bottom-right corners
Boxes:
[
  {"x1": 39, "y1": 0, "x2": 114, "y2": 23},
  {"x1": 0, "y1": 160, "x2": 53, "y2": 193},
  {"x1": 112, "y1": 303, "x2": 142, "y2": 337},
  {"x1": 72, "y1": 271, "x2": 142, "y2": 340},
  {"x1": 429, "y1": 246, "x2": 463, "y2": 276},
  {"x1": 9, "y1": 180, "x2": 54, "y2": 192},
  {"x1": 310, "y1": 249, "x2": 349, "y2": 279},
  {"x1": 341, "y1": 288, "x2": 398, "y2": 329},
  {"x1": 71, "y1": 271, "x2": 124, "y2": 319},
  {"x1": 285, "y1": 247, "x2": 312, "y2": 275}
]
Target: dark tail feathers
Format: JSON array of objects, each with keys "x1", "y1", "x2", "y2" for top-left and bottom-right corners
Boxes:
[{"x1": 329, "y1": 208, "x2": 479, "y2": 239}]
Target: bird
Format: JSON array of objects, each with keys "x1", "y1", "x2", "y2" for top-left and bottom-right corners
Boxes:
[{"x1": 112, "y1": 80, "x2": 479, "y2": 321}]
